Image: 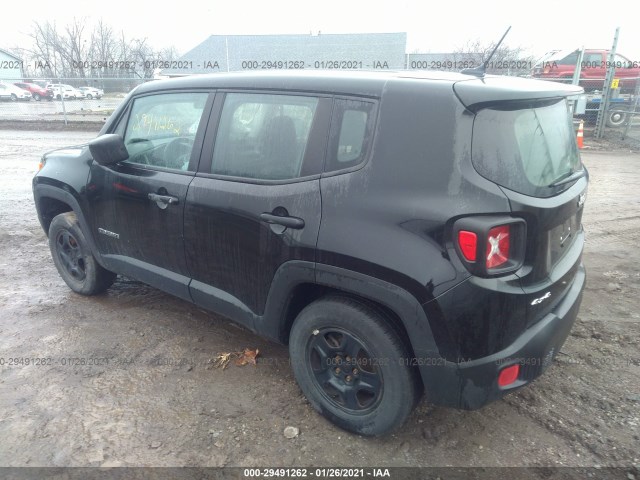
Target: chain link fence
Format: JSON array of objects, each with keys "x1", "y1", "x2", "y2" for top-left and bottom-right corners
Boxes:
[
  {"x1": 539, "y1": 75, "x2": 640, "y2": 146},
  {"x1": 1, "y1": 69, "x2": 639, "y2": 147},
  {"x1": 0, "y1": 77, "x2": 150, "y2": 123}
]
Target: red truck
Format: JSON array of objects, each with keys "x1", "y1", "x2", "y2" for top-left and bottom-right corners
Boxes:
[{"x1": 532, "y1": 49, "x2": 640, "y2": 92}]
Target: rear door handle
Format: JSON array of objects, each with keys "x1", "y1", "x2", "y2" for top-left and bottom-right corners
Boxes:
[
  {"x1": 148, "y1": 193, "x2": 179, "y2": 209},
  {"x1": 259, "y1": 212, "x2": 305, "y2": 229}
]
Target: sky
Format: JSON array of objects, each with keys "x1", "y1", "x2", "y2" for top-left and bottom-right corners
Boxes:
[{"x1": 2, "y1": 0, "x2": 639, "y2": 62}]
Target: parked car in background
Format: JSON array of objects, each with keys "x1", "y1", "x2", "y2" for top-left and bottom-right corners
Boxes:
[
  {"x1": 532, "y1": 49, "x2": 640, "y2": 92},
  {"x1": 14, "y1": 82, "x2": 53, "y2": 101},
  {"x1": 0, "y1": 84, "x2": 12, "y2": 101},
  {"x1": 32, "y1": 80, "x2": 52, "y2": 90},
  {"x1": 46, "y1": 83, "x2": 77, "y2": 100},
  {"x1": 0, "y1": 83, "x2": 32, "y2": 101},
  {"x1": 78, "y1": 86, "x2": 104, "y2": 99},
  {"x1": 72, "y1": 88, "x2": 86, "y2": 99}
]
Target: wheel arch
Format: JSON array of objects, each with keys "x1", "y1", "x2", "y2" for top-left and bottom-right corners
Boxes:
[
  {"x1": 278, "y1": 283, "x2": 416, "y2": 359},
  {"x1": 36, "y1": 195, "x2": 73, "y2": 234},
  {"x1": 34, "y1": 185, "x2": 102, "y2": 264},
  {"x1": 259, "y1": 262, "x2": 442, "y2": 373}
]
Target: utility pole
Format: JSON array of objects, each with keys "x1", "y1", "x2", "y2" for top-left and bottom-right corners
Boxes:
[{"x1": 595, "y1": 28, "x2": 620, "y2": 139}]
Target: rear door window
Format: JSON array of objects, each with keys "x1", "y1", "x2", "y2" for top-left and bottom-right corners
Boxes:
[
  {"x1": 472, "y1": 99, "x2": 582, "y2": 198},
  {"x1": 211, "y1": 93, "x2": 319, "y2": 180}
]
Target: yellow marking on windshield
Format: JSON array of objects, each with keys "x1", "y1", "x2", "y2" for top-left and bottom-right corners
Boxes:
[{"x1": 130, "y1": 113, "x2": 181, "y2": 136}]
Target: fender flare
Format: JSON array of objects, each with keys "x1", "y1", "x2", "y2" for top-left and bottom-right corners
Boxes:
[
  {"x1": 313, "y1": 264, "x2": 441, "y2": 361},
  {"x1": 33, "y1": 184, "x2": 104, "y2": 265},
  {"x1": 258, "y1": 261, "x2": 441, "y2": 362}
]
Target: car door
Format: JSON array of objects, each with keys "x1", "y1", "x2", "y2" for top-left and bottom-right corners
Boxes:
[
  {"x1": 184, "y1": 92, "x2": 331, "y2": 329},
  {"x1": 86, "y1": 90, "x2": 213, "y2": 300}
]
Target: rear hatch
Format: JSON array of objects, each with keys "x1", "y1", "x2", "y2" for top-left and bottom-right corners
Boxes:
[{"x1": 455, "y1": 76, "x2": 587, "y2": 327}]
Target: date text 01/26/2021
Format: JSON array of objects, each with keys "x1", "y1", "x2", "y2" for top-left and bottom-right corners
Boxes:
[{"x1": 243, "y1": 468, "x2": 391, "y2": 478}]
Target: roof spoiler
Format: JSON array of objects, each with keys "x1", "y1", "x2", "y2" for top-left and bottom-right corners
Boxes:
[{"x1": 453, "y1": 76, "x2": 584, "y2": 112}]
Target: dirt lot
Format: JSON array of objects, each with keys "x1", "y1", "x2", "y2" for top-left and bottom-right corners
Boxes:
[{"x1": 0, "y1": 129, "x2": 638, "y2": 473}]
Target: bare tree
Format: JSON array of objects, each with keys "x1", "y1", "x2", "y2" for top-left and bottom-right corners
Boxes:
[
  {"x1": 21, "y1": 18, "x2": 180, "y2": 90},
  {"x1": 453, "y1": 39, "x2": 535, "y2": 76},
  {"x1": 27, "y1": 21, "x2": 63, "y2": 78}
]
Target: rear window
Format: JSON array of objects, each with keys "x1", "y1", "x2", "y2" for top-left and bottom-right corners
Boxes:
[{"x1": 472, "y1": 99, "x2": 581, "y2": 198}]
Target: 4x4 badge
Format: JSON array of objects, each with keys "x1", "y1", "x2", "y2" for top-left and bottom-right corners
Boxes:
[{"x1": 531, "y1": 291, "x2": 551, "y2": 305}]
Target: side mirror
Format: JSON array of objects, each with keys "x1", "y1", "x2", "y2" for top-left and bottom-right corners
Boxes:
[{"x1": 89, "y1": 134, "x2": 129, "y2": 166}]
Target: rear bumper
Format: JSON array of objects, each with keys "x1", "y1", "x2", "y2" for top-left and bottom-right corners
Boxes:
[{"x1": 421, "y1": 263, "x2": 585, "y2": 409}]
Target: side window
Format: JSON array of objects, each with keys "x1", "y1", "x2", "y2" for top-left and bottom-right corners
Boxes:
[
  {"x1": 112, "y1": 106, "x2": 129, "y2": 137},
  {"x1": 211, "y1": 93, "x2": 318, "y2": 180},
  {"x1": 584, "y1": 53, "x2": 602, "y2": 67},
  {"x1": 558, "y1": 52, "x2": 579, "y2": 66},
  {"x1": 122, "y1": 92, "x2": 208, "y2": 171},
  {"x1": 325, "y1": 98, "x2": 376, "y2": 172},
  {"x1": 614, "y1": 54, "x2": 630, "y2": 68}
]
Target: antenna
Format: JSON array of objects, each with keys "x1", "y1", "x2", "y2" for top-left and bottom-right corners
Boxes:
[{"x1": 461, "y1": 26, "x2": 512, "y2": 78}]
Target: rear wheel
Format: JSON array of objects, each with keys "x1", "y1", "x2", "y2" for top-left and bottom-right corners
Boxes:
[
  {"x1": 289, "y1": 296, "x2": 420, "y2": 436},
  {"x1": 33, "y1": 93, "x2": 41, "y2": 101},
  {"x1": 10, "y1": 93, "x2": 17, "y2": 101},
  {"x1": 48, "y1": 212, "x2": 116, "y2": 295}
]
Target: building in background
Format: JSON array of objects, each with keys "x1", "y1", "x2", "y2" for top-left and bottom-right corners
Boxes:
[
  {"x1": 0, "y1": 48, "x2": 23, "y2": 82},
  {"x1": 161, "y1": 33, "x2": 407, "y2": 76}
]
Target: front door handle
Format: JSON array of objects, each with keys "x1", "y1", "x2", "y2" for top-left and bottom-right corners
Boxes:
[
  {"x1": 259, "y1": 212, "x2": 305, "y2": 229},
  {"x1": 148, "y1": 193, "x2": 179, "y2": 209}
]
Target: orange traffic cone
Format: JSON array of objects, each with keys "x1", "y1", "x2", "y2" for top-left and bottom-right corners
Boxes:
[{"x1": 577, "y1": 120, "x2": 584, "y2": 149}]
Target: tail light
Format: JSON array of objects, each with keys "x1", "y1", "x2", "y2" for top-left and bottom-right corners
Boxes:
[
  {"x1": 457, "y1": 231, "x2": 477, "y2": 262},
  {"x1": 453, "y1": 216, "x2": 526, "y2": 277},
  {"x1": 498, "y1": 364, "x2": 520, "y2": 387},
  {"x1": 486, "y1": 225, "x2": 510, "y2": 269}
]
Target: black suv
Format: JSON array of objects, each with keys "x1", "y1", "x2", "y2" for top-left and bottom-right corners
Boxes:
[{"x1": 33, "y1": 71, "x2": 587, "y2": 436}]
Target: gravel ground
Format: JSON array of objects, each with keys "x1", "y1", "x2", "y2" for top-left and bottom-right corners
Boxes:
[{"x1": 0, "y1": 129, "x2": 638, "y2": 475}]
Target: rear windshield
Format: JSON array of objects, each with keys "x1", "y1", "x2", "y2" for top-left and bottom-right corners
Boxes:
[{"x1": 472, "y1": 99, "x2": 581, "y2": 198}]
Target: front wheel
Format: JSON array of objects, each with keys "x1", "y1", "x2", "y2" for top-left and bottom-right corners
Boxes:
[
  {"x1": 48, "y1": 212, "x2": 116, "y2": 295},
  {"x1": 10, "y1": 93, "x2": 17, "y2": 101},
  {"x1": 33, "y1": 93, "x2": 41, "y2": 101},
  {"x1": 289, "y1": 296, "x2": 420, "y2": 436}
]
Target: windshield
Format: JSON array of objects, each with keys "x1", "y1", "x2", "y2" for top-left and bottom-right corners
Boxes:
[{"x1": 472, "y1": 99, "x2": 582, "y2": 197}]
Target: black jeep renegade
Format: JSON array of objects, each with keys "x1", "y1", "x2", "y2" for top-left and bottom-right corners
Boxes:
[{"x1": 33, "y1": 71, "x2": 587, "y2": 436}]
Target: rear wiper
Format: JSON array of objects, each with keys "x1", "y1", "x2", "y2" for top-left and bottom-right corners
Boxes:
[{"x1": 548, "y1": 169, "x2": 586, "y2": 187}]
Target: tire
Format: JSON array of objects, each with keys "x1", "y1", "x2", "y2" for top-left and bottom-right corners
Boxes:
[
  {"x1": 86, "y1": 94, "x2": 93, "y2": 100},
  {"x1": 289, "y1": 296, "x2": 420, "y2": 436},
  {"x1": 10, "y1": 93, "x2": 17, "y2": 101},
  {"x1": 33, "y1": 93, "x2": 41, "y2": 101},
  {"x1": 48, "y1": 212, "x2": 116, "y2": 295},
  {"x1": 56, "y1": 94, "x2": 61, "y2": 100},
  {"x1": 606, "y1": 110, "x2": 627, "y2": 128}
]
